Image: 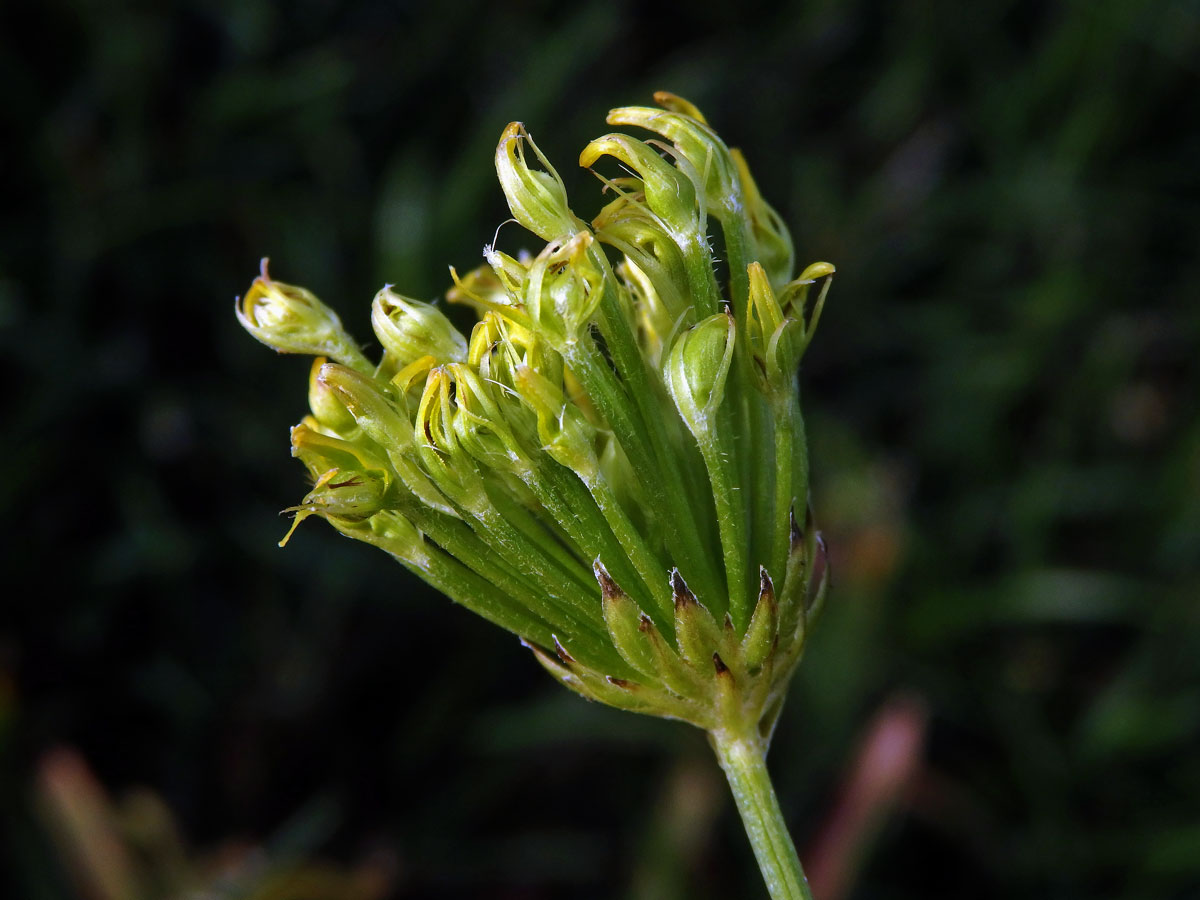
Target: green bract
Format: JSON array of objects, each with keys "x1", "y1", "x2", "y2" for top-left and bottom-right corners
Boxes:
[{"x1": 240, "y1": 95, "x2": 833, "y2": 742}]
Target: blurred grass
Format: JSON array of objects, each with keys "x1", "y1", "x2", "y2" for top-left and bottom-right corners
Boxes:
[{"x1": 2, "y1": 0, "x2": 1198, "y2": 898}]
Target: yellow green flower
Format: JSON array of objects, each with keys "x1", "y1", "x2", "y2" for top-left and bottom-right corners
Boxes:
[{"x1": 240, "y1": 94, "x2": 835, "y2": 900}]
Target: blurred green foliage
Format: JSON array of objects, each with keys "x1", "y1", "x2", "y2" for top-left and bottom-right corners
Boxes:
[{"x1": 2, "y1": 0, "x2": 1197, "y2": 898}]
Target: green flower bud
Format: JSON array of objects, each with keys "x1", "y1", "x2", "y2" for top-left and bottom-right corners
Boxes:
[
  {"x1": 448, "y1": 259, "x2": 527, "y2": 323},
  {"x1": 281, "y1": 421, "x2": 394, "y2": 548},
  {"x1": 317, "y1": 363, "x2": 412, "y2": 452},
  {"x1": 664, "y1": 310, "x2": 736, "y2": 434},
  {"x1": 371, "y1": 287, "x2": 467, "y2": 368},
  {"x1": 465, "y1": 316, "x2": 574, "y2": 457},
  {"x1": 448, "y1": 363, "x2": 537, "y2": 476},
  {"x1": 495, "y1": 122, "x2": 584, "y2": 242},
  {"x1": 616, "y1": 258, "x2": 675, "y2": 368},
  {"x1": 592, "y1": 197, "x2": 690, "y2": 327},
  {"x1": 317, "y1": 362, "x2": 458, "y2": 518},
  {"x1": 326, "y1": 509, "x2": 430, "y2": 570},
  {"x1": 746, "y1": 262, "x2": 804, "y2": 391},
  {"x1": 236, "y1": 259, "x2": 370, "y2": 371},
  {"x1": 580, "y1": 134, "x2": 703, "y2": 244},
  {"x1": 299, "y1": 466, "x2": 392, "y2": 522},
  {"x1": 607, "y1": 96, "x2": 742, "y2": 220},
  {"x1": 524, "y1": 231, "x2": 604, "y2": 347},
  {"x1": 777, "y1": 261, "x2": 836, "y2": 352},
  {"x1": 290, "y1": 420, "x2": 388, "y2": 480},
  {"x1": 413, "y1": 367, "x2": 489, "y2": 514},
  {"x1": 514, "y1": 363, "x2": 601, "y2": 481}
]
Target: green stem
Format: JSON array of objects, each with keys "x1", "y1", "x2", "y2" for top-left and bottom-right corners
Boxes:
[
  {"x1": 769, "y1": 388, "x2": 804, "y2": 584},
  {"x1": 710, "y1": 729, "x2": 813, "y2": 900},
  {"x1": 696, "y1": 421, "x2": 750, "y2": 630},
  {"x1": 565, "y1": 333, "x2": 724, "y2": 605}
]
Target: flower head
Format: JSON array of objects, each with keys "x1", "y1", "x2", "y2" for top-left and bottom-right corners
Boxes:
[{"x1": 240, "y1": 95, "x2": 833, "y2": 739}]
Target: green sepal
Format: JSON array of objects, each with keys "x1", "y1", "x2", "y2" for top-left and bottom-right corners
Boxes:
[
  {"x1": 671, "y1": 569, "x2": 727, "y2": 669},
  {"x1": 596, "y1": 560, "x2": 658, "y2": 677},
  {"x1": 742, "y1": 567, "x2": 780, "y2": 672}
]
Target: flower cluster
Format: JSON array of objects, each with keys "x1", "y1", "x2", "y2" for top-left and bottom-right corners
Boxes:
[{"x1": 239, "y1": 93, "x2": 832, "y2": 739}]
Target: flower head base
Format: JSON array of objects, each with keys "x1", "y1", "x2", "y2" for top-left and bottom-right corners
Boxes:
[{"x1": 240, "y1": 95, "x2": 833, "y2": 740}]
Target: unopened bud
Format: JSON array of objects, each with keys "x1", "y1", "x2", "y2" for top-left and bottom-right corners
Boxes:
[
  {"x1": 607, "y1": 97, "x2": 742, "y2": 220},
  {"x1": 515, "y1": 363, "x2": 600, "y2": 480},
  {"x1": 524, "y1": 231, "x2": 604, "y2": 346},
  {"x1": 580, "y1": 134, "x2": 701, "y2": 241},
  {"x1": 321, "y1": 509, "x2": 429, "y2": 569},
  {"x1": 236, "y1": 260, "x2": 370, "y2": 371},
  {"x1": 317, "y1": 363, "x2": 412, "y2": 451},
  {"x1": 664, "y1": 311, "x2": 736, "y2": 432},
  {"x1": 289, "y1": 420, "x2": 388, "y2": 481},
  {"x1": 746, "y1": 262, "x2": 803, "y2": 390},
  {"x1": 300, "y1": 467, "x2": 391, "y2": 521},
  {"x1": 778, "y1": 262, "x2": 836, "y2": 349},
  {"x1": 319, "y1": 362, "x2": 458, "y2": 517},
  {"x1": 371, "y1": 287, "x2": 467, "y2": 368},
  {"x1": 496, "y1": 122, "x2": 584, "y2": 242}
]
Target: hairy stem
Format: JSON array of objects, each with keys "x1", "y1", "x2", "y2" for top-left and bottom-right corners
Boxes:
[{"x1": 710, "y1": 728, "x2": 813, "y2": 900}]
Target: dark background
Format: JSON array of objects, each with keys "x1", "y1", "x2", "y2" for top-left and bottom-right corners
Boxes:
[{"x1": 3, "y1": 1, "x2": 1198, "y2": 898}]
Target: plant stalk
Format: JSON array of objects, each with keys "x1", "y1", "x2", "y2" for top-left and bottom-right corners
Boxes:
[{"x1": 710, "y1": 728, "x2": 813, "y2": 900}]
